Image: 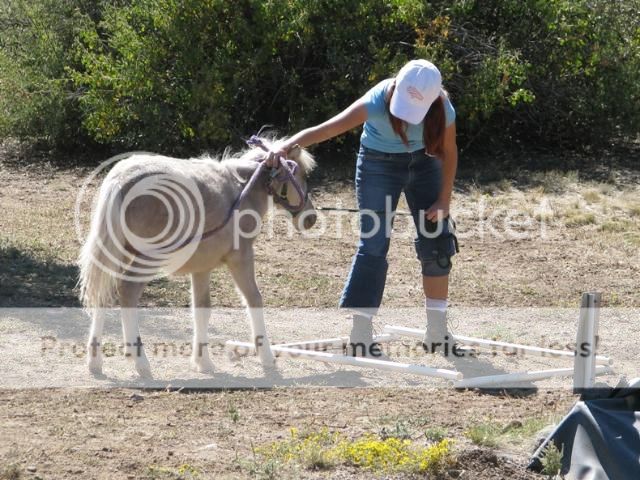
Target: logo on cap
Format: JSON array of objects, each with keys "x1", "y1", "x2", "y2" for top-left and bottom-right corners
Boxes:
[{"x1": 407, "y1": 86, "x2": 424, "y2": 101}]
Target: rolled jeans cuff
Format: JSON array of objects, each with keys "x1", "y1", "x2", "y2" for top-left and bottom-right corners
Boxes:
[{"x1": 339, "y1": 253, "x2": 389, "y2": 314}]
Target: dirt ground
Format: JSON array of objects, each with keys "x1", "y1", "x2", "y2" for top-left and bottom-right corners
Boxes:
[
  {"x1": 1, "y1": 388, "x2": 574, "y2": 480},
  {"x1": 1, "y1": 143, "x2": 639, "y2": 478}
]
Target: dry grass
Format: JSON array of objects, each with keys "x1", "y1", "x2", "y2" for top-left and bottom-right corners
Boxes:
[
  {"x1": 1, "y1": 161, "x2": 639, "y2": 308},
  {"x1": 0, "y1": 464, "x2": 22, "y2": 480},
  {"x1": 465, "y1": 416, "x2": 557, "y2": 450},
  {"x1": 1, "y1": 152, "x2": 638, "y2": 478}
]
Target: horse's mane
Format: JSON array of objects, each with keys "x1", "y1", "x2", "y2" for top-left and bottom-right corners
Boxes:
[{"x1": 204, "y1": 135, "x2": 316, "y2": 176}]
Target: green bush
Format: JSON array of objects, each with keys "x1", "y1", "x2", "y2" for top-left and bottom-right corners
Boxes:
[
  {"x1": 0, "y1": 0, "x2": 101, "y2": 150},
  {"x1": 457, "y1": 0, "x2": 640, "y2": 149},
  {"x1": 69, "y1": 0, "x2": 432, "y2": 152},
  {"x1": 0, "y1": 0, "x2": 638, "y2": 156}
]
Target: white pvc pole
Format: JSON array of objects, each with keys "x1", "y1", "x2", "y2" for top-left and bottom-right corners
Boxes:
[
  {"x1": 456, "y1": 365, "x2": 613, "y2": 389},
  {"x1": 573, "y1": 292, "x2": 602, "y2": 391},
  {"x1": 276, "y1": 333, "x2": 396, "y2": 350},
  {"x1": 225, "y1": 340, "x2": 462, "y2": 381},
  {"x1": 225, "y1": 333, "x2": 395, "y2": 358},
  {"x1": 383, "y1": 325, "x2": 612, "y2": 366}
]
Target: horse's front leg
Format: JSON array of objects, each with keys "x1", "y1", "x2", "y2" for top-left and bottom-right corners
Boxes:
[
  {"x1": 226, "y1": 248, "x2": 275, "y2": 368},
  {"x1": 87, "y1": 308, "x2": 105, "y2": 375},
  {"x1": 190, "y1": 270, "x2": 215, "y2": 374},
  {"x1": 119, "y1": 279, "x2": 152, "y2": 379}
]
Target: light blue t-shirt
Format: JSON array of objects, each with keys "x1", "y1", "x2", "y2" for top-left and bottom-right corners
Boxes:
[{"x1": 360, "y1": 78, "x2": 456, "y2": 153}]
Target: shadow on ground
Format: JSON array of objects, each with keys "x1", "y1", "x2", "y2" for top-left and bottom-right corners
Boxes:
[{"x1": 0, "y1": 244, "x2": 81, "y2": 307}]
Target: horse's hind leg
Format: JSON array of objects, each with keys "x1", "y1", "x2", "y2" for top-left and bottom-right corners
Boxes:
[
  {"x1": 190, "y1": 271, "x2": 215, "y2": 374},
  {"x1": 119, "y1": 278, "x2": 152, "y2": 378},
  {"x1": 226, "y1": 250, "x2": 275, "y2": 368}
]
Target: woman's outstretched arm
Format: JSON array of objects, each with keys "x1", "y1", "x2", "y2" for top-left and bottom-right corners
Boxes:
[{"x1": 267, "y1": 99, "x2": 368, "y2": 165}]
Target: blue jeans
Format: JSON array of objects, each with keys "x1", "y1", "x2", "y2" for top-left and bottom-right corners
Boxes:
[{"x1": 339, "y1": 146, "x2": 457, "y2": 312}]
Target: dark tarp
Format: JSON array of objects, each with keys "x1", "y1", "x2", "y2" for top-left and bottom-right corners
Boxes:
[{"x1": 529, "y1": 380, "x2": 640, "y2": 480}]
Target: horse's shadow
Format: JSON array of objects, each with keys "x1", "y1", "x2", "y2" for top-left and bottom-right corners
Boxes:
[
  {"x1": 89, "y1": 350, "x2": 539, "y2": 393},
  {"x1": 91, "y1": 367, "x2": 368, "y2": 389}
]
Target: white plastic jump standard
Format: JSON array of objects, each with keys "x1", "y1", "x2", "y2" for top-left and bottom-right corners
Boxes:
[
  {"x1": 225, "y1": 292, "x2": 611, "y2": 389},
  {"x1": 385, "y1": 291, "x2": 610, "y2": 389},
  {"x1": 226, "y1": 340, "x2": 462, "y2": 381},
  {"x1": 456, "y1": 365, "x2": 613, "y2": 389},
  {"x1": 573, "y1": 292, "x2": 602, "y2": 391}
]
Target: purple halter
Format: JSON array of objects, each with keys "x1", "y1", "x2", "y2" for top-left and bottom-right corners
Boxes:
[{"x1": 245, "y1": 135, "x2": 308, "y2": 213}]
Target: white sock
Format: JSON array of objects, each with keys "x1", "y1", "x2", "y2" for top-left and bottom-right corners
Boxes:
[
  {"x1": 353, "y1": 311, "x2": 373, "y2": 323},
  {"x1": 425, "y1": 297, "x2": 448, "y2": 313}
]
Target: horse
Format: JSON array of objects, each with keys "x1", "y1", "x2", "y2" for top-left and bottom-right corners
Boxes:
[{"x1": 78, "y1": 137, "x2": 316, "y2": 378}]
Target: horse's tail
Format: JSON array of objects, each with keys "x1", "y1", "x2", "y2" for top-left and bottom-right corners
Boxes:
[{"x1": 78, "y1": 178, "x2": 126, "y2": 309}]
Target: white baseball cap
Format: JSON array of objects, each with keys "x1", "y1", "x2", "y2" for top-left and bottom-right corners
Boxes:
[{"x1": 390, "y1": 60, "x2": 442, "y2": 125}]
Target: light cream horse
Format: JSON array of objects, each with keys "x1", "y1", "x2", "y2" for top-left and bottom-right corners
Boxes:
[{"x1": 78, "y1": 138, "x2": 316, "y2": 378}]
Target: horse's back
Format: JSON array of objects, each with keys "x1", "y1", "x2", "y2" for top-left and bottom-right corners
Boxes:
[{"x1": 101, "y1": 153, "x2": 241, "y2": 264}]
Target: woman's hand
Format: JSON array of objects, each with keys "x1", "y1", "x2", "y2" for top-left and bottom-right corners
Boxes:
[
  {"x1": 265, "y1": 143, "x2": 289, "y2": 167},
  {"x1": 425, "y1": 198, "x2": 450, "y2": 222},
  {"x1": 264, "y1": 99, "x2": 368, "y2": 167}
]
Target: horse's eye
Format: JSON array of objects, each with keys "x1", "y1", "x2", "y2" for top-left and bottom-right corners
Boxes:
[{"x1": 279, "y1": 183, "x2": 288, "y2": 198}]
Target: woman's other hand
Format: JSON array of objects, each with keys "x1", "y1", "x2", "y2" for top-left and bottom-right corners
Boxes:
[{"x1": 425, "y1": 198, "x2": 450, "y2": 222}]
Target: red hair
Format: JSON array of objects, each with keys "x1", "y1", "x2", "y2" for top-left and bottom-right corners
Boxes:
[{"x1": 386, "y1": 83, "x2": 446, "y2": 158}]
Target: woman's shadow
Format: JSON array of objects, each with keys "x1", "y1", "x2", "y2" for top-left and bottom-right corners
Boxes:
[{"x1": 446, "y1": 346, "x2": 538, "y2": 396}]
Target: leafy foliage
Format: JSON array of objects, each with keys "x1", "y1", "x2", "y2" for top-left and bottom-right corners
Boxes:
[
  {"x1": 0, "y1": 0, "x2": 638, "y2": 156},
  {"x1": 0, "y1": 0, "x2": 100, "y2": 149}
]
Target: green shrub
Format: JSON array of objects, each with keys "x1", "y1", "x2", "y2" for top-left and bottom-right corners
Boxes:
[
  {"x1": 540, "y1": 442, "x2": 564, "y2": 476},
  {"x1": 0, "y1": 0, "x2": 100, "y2": 150},
  {"x1": 458, "y1": 0, "x2": 640, "y2": 149},
  {"x1": 69, "y1": 0, "x2": 432, "y2": 153},
  {"x1": 0, "y1": 0, "x2": 638, "y2": 156}
]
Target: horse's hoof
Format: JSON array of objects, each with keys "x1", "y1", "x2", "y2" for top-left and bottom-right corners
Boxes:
[
  {"x1": 135, "y1": 360, "x2": 153, "y2": 379},
  {"x1": 87, "y1": 357, "x2": 103, "y2": 376},
  {"x1": 226, "y1": 349, "x2": 242, "y2": 363},
  {"x1": 136, "y1": 368, "x2": 153, "y2": 380},
  {"x1": 261, "y1": 362, "x2": 280, "y2": 380},
  {"x1": 259, "y1": 354, "x2": 277, "y2": 369},
  {"x1": 190, "y1": 357, "x2": 215, "y2": 374}
]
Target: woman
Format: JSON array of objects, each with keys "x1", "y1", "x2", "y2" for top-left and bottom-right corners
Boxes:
[{"x1": 269, "y1": 59, "x2": 462, "y2": 357}]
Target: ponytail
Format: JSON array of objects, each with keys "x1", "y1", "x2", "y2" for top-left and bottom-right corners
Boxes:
[{"x1": 424, "y1": 95, "x2": 445, "y2": 158}]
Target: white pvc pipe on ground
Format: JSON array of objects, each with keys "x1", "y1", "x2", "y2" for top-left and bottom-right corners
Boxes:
[
  {"x1": 456, "y1": 365, "x2": 613, "y2": 389},
  {"x1": 276, "y1": 333, "x2": 396, "y2": 350},
  {"x1": 225, "y1": 333, "x2": 396, "y2": 358},
  {"x1": 383, "y1": 325, "x2": 612, "y2": 366},
  {"x1": 225, "y1": 340, "x2": 463, "y2": 381}
]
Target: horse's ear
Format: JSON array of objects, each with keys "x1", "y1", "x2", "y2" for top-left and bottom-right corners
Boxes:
[{"x1": 287, "y1": 144, "x2": 301, "y2": 159}]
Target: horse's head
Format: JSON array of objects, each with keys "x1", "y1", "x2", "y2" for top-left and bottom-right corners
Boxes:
[{"x1": 266, "y1": 143, "x2": 317, "y2": 231}]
